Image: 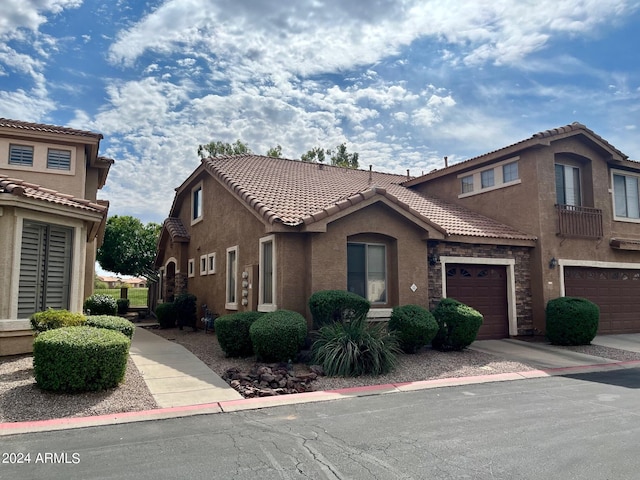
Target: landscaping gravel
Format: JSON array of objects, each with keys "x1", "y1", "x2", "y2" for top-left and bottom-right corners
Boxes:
[{"x1": 4, "y1": 326, "x2": 640, "y2": 424}]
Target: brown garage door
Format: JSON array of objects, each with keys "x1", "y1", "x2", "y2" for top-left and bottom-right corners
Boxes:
[
  {"x1": 445, "y1": 264, "x2": 509, "y2": 340},
  {"x1": 564, "y1": 267, "x2": 640, "y2": 334}
]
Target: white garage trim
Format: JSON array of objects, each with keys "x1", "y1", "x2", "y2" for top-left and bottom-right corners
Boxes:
[
  {"x1": 558, "y1": 259, "x2": 640, "y2": 296},
  {"x1": 440, "y1": 256, "x2": 517, "y2": 336}
]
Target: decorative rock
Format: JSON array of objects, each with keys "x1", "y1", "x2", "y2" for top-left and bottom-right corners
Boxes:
[{"x1": 222, "y1": 363, "x2": 318, "y2": 398}]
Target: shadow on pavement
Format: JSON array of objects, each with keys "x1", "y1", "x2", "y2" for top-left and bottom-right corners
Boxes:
[{"x1": 561, "y1": 367, "x2": 640, "y2": 389}]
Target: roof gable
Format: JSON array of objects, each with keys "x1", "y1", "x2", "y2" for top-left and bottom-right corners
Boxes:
[
  {"x1": 404, "y1": 122, "x2": 631, "y2": 187},
  {"x1": 197, "y1": 155, "x2": 534, "y2": 242}
]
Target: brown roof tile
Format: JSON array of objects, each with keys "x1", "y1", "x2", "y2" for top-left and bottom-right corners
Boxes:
[
  {"x1": 202, "y1": 155, "x2": 535, "y2": 241},
  {"x1": 0, "y1": 118, "x2": 103, "y2": 139},
  {"x1": 163, "y1": 217, "x2": 190, "y2": 242},
  {"x1": 0, "y1": 175, "x2": 107, "y2": 214}
]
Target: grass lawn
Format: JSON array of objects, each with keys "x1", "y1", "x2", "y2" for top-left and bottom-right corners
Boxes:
[{"x1": 94, "y1": 288, "x2": 148, "y2": 306}]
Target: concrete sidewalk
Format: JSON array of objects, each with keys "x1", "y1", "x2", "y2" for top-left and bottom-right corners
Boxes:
[{"x1": 129, "y1": 327, "x2": 242, "y2": 408}]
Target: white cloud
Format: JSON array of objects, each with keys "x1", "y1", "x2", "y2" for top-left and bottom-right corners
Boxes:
[{"x1": 0, "y1": 0, "x2": 82, "y2": 38}]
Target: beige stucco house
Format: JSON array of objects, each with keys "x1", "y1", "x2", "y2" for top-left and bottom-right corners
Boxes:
[
  {"x1": 155, "y1": 150, "x2": 536, "y2": 339},
  {"x1": 155, "y1": 122, "x2": 640, "y2": 339},
  {"x1": 0, "y1": 119, "x2": 112, "y2": 355}
]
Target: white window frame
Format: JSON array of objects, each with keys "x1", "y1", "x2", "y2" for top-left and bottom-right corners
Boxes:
[
  {"x1": 555, "y1": 163, "x2": 581, "y2": 206},
  {"x1": 188, "y1": 258, "x2": 195, "y2": 278},
  {"x1": 200, "y1": 254, "x2": 207, "y2": 276},
  {"x1": 258, "y1": 235, "x2": 277, "y2": 312},
  {"x1": 612, "y1": 169, "x2": 640, "y2": 223},
  {"x1": 347, "y1": 242, "x2": 387, "y2": 305},
  {"x1": 47, "y1": 148, "x2": 71, "y2": 170},
  {"x1": 191, "y1": 181, "x2": 203, "y2": 225},
  {"x1": 461, "y1": 175, "x2": 474, "y2": 194},
  {"x1": 480, "y1": 169, "x2": 494, "y2": 188},
  {"x1": 207, "y1": 253, "x2": 216, "y2": 274},
  {"x1": 9, "y1": 144, "x2": 34, "y2": 166},
  {"x1": 458, "y1": 157, "x2": 521, "y2": 198},
  {"x1": 225, "y1": 246, "x2": 238, "y2": 310}
]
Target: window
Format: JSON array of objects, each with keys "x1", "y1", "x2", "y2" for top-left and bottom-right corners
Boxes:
[
  {"x1": 555, "y1": 164, "x2": 581, "y2": 206},
  {"x1": 47, "y1": 149, "x2": 71, "y2": 170},
  {"x1": 207, "y1": 253, "x2": 216, "y2": 274},
  {"x1": 347, "y1": 243, "x2": 386, "y2": 303},
  {"x1": 9, "y1": 144, "x2": 33, "y2": 166},
  {"x1": 18, "y1": 221, "x2": 73, "y2": 317},
  {"x1": 461, "y1": 175, "x2": 474, "y2": 194},
  {"x1": 259, "y1": 236, "x2": 276, "y2": 310},
  {"x1": 188, "y1": 259, "x2": 195, "y2": 278},
  {"x1": 226, "y1": 246, "x2": 238, "y2": 309},
  {"x1": 614, "y1": 173, "x2": 640, "y2": 219},
  {"x1": 191, "y1": 184, "x2": 203, "y2": 223},
  {"x1": 481, "y1": 169, "x2": 494, "y2": 188},
  {"x1": 503, "y1": 161, "x2": 519, "y2": 182},
  {"x1": 200, "y1": 255, "x2": 207, "y2": 275}
]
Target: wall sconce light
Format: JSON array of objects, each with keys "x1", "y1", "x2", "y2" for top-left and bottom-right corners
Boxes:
[
  {"x1": 549, "y1": 257, "x2": 557, "y2": 269},
  {"x1": 428, "y1": 253, "x2": 439, "y2": 266}
]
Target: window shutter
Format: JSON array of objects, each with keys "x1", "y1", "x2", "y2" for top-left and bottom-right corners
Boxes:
[
  {"x1": 44, "y1": 226, "x2": 73, "y2": 309},
  {"x1": 18, "y1": 223, "x2": 46, "y2": 317}
]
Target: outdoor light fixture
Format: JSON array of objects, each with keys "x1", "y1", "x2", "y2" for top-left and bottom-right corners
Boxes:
[
  {"x1": 428, "y1": 253, "x2": 439, "y2": 266},
  {"x1": 549, "y1": 257, "x2": 557, "y2": 269}
]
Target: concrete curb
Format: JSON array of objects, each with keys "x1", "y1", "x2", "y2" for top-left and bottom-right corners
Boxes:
[{"x1": 3, "y1": 359, "x2": 640, "y2": 437}]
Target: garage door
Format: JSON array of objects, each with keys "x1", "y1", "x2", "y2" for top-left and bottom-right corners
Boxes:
[
  {"x1": 564, "y1": 267, "x2": 640, "y2": 334},
  {"x1": 445, "y1": 264, "x2": 509, "y2": 340}
]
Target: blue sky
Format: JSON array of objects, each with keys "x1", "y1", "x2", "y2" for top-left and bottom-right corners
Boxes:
[{"x1": 2, "y1": 0, "x2": 640, "y2": 227}]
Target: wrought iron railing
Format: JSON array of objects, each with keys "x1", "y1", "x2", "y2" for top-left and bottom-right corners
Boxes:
[{"x1": 555, "y1": 204, "x2": 603, "y2": 238}]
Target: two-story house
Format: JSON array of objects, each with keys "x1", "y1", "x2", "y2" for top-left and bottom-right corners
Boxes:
[
  {"x1": 0, "y1": 119, "x2": 112, "y2": 355},
  {"x1": 406, "y1": 122, "x2": 640, "y2": 336}
]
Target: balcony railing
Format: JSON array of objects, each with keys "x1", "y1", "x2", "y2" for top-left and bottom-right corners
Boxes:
[{"x1": 556, "y1": 204, "x2": 603, "y2": 239}]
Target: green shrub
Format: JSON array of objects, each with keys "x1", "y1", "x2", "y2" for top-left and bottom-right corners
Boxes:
[
  {"x1": 431, "y1": 298, "x2": 483, "y2": 351},
  {"x1": 546, "y1": 297, "x2": 599, "y2": 345},
  {"x1": 155, "y1": 302, "x2": 177, "y2": 329},
  {"x1": 86, "y1": 315, "x2": 136, "y2": 339},
  {"x1": 84, "y1": 294, "x2": 117, "y2": 316},
  {"x1": 311, "y1": 314, "x2": 401, "y2": 376},
  {"x1": 308, "y1": 290, "x2": 371, "y2": 329},
  {"x1": 215, "y1": 312, "x2": 264, "y2": 357},
  {"x1": 117, "y1": 298, "x2": 130, "y2": 315},
  {"x1": 33, "y1": 326, "x2": 130, "y2": 392},
  {"x1": 174, "y1": 293, "x2": 197, "y2": 330},
  {"x1": 249, "y1": 310, "x2": 307, "y2": 362},
  {"x1": 388, "y1": 304, "x2": 438, "y2": 353},
  {"x1": 30, "y1": 309, "x2": 86, "y2": 334}
]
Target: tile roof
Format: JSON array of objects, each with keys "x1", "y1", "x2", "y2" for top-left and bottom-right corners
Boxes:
[
  {"x1": 163, "y1": 217, "x2": 190, "y2": 242},
  {"x1": 202, "y1": 155, "x2": 535, "y2": 241},
  {"x1": 0, "y1": 175, "x2": 108, "y2": 214},
  {"x1": 0, "y1": 118, "x2": 103, "y2": 140},
  {"x1": 404, "y1": 122, "x2": 630, "y2": 186}
]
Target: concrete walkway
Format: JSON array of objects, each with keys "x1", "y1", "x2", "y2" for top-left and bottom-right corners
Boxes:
[
  {"x1": 592, "y1": 333, "x2": 640, "y2": 353},
  {"x1": 129, "y1": 327, "x2": 242, "y2": 408}
]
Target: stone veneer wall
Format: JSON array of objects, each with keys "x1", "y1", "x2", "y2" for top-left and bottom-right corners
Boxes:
[{"x1": 427, "y1": 241, "x2": 534, "y2": 336}]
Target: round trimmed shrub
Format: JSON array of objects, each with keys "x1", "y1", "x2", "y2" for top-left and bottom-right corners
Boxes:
[
  {"x1": 174, "y1": 293, "x2": 197, "y2": 330},
  {"x1": 117, "y1": 298, "x2": 130, "y2": 315},
  {"x1": 155, "y1": 302, "x2": 177, "y2": 329},
  {"x1": 546, "y1": 296, "x2": 599, "y2": 345},
  {"x1": 431, "y1": 298, "x2": 483, "y2": 351},
  {"x1": 388, "y1": 304, "x2": 438, "y2": 353},
  {"x1": 33, "y1": 326, "x2": 130, "y2": 392},
  {"x1": 215, "y1": 312, "x2": 264, "y2": 357},
  {"x1": 308, "y1": 290, "x2": 371, "y2": 329},
  {"x1": 84, "y1": 294, "x2": 117, "y2": 316},
  {"x1": 86, "y1": 315, "x2": 136, "y2": 339},
  {"x1": 30, "y1": 309, "x2": 86, "y2": 334},
  {"x1": 249, "y1": 310, "x2": 307, "y2": 362}
]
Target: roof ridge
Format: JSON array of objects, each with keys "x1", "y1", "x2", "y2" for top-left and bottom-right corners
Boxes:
[{"x1": 0, "y1": 117, "x2": 103, "y2": 139}]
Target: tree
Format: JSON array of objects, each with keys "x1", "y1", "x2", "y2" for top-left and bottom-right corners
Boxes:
[
  {"x1": 301, "y1": 147, "x2": 328, "y2": 164},
  {"x1": 301, "y1": 144, "x2": 359, "y2": 169},
  {"x1": 330, "y1": 143, "x2": 359, "y2": 169},
  {"x1": 197, "y1": 139, "x2": 251, "y2": 158},
  {"x1": 97, "y1": 216, "x2": 162, "y2": 277},
  {"x1": 266, "y1": 145, "x2": 283, "y2": 158}
]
